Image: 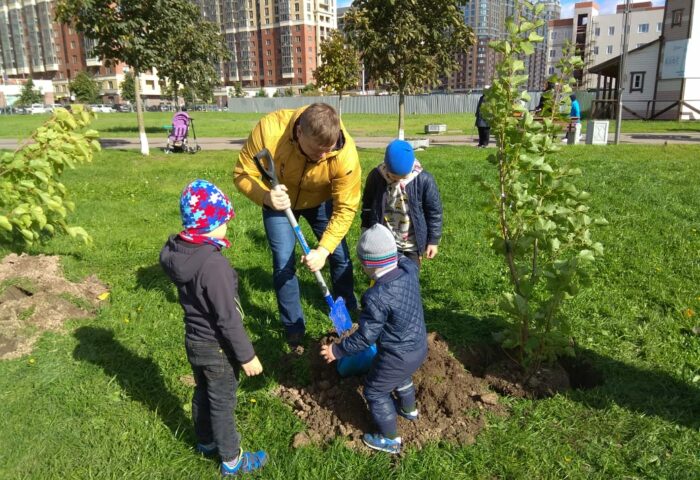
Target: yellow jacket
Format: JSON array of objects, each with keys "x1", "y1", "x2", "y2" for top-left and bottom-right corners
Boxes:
[{"x1": 234, "y1": 106, "x2": 361, "y2": 253}]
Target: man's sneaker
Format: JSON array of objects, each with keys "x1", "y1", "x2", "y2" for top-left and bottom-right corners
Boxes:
[
  {"x1": 362, "y1": 433, "x2": 402, "y2": 454},
  {"x1": 196, "y1": 442, "x2": 217, "y2": 457},
  {"x1": 221, "y1": 449, "x2": 268, "y2": 477}
]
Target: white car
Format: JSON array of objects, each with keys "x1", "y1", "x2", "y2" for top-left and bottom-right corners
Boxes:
[
  {"x1": 29, "y1": 103, "x2": 47, "y2": 114},
  {"x1": 89, "y1": 104, "x2": 115, "y2": 113}
]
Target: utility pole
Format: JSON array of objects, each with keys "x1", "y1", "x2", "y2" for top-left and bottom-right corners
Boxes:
[{"x1": 615, "y1": 0, "x2": 631, "y2": 145}]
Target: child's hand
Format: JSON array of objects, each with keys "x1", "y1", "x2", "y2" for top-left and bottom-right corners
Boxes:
[
  {"x1": 242, "y1": 356, "x2": 263, "y2": 376},
  {"x1": 320, "y1": 344, "x2": 336, "y2": 363},
  {"x1": 425, "y1": 244, "x2": 439, "y2": 259}
]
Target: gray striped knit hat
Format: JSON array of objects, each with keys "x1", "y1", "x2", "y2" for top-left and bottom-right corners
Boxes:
[{"x1": 357, "y1": 224, "x2": 398, "y2": 268}]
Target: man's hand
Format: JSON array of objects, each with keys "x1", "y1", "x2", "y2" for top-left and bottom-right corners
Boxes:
[
  {"x1": 263, "y1": 185, "x2": 291, "y2": 211},
  {"x1": 320, "y1": 344, "x2": 336, "y2": 364},
  {"x1": 424, "y1": 244, "x2": 439, "y2": 259},
  {"x1": 241, "y1": 356, "x2": 263, "y2": 376},
  {"x1": 302, "y1": 247, "x2": 329, "y2": 272}
]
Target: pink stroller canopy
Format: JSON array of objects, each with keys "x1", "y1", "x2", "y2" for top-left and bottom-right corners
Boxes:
[{"x1": 169, "y1": 112, "x2": 191, "y2": 142}]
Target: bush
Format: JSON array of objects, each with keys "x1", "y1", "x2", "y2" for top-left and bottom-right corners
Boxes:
[{"x1": 0, "y1": 105, "x2": 100, "y2": 246}]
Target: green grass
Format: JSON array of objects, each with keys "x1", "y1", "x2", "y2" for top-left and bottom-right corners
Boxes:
[
  {"x1": 0, "y1": 145, "x2": 698, "y2": 479},
  {"x1": 3, "y1": 111, "x2": 700, "y2": 139}
]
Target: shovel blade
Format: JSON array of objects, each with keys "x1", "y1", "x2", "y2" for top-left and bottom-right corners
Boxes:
[{"x1": 329, "y1": 296, "x2": 353, "y2": 335}]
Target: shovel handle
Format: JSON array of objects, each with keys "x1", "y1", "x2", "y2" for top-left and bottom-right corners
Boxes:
[{"x1": 253, "y1": 149, "x2": 331, "y2": 298}]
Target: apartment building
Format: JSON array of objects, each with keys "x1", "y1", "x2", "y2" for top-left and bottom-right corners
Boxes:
[
  {"x1": 0, "y1": 0, "x2": 162, "y2": 106},
  {"x1": 195, "y1": 0, "x2": 337, "y2": 88},
  {"x1": 546, "y1": 1, "x2": 664, "y2": 88},
  {"x1": 527, "y1": 0, "x2": 562, "y2": 91}
]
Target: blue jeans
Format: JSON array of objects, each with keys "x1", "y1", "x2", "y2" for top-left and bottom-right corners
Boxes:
[
  {"x1": 185, "y1": 338, "x2": 241, "y2": 462},
  {"x1": 262, "y1": 200, "x2": 356, "y2": 336}
]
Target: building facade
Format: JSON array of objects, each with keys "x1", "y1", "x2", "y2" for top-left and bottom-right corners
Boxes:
[
  {"x1": 527, "y1": 0, "x2": 562, "y2": 91},
  {"x1": 0, "y1": 0, "x2": 163, "y2": 106},
  {"x1": 546, "y1": 1, "x2": 664, "y2": 89},
  {"x1": 194, "y1": 0, "x2": 337, "y2": 89}
]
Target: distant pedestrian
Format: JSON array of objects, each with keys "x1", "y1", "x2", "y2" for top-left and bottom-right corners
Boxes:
[{"x1": 475, "y1": 86, "x2": 490, "y2": 148}]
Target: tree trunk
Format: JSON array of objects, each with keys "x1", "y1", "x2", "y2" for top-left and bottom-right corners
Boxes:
[
  {"x1": 173, "y1": 82, "x2": 179, "y2": 108},
  {"x1": 398, "y1": 90, "x2": 405, "y2": 140},
  {"x1": 338, "y1": 91, "x2": 343, "y2": 118},
  {"x1": 133, "y1": 69, "x2": 150, "y2": 156}
]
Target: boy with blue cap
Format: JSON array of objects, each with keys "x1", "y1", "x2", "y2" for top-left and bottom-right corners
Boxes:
[
  {"x1": 320, "y1": 224, "x2": 428, "y2": 454},
  {"x1": 160, "y1": 179, "x2": 268, "y2": 477},
  {"x1": 361, "y1": 139, "x2": 443, "y2": 266}
]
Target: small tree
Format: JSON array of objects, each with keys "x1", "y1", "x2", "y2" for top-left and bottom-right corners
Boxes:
[
  {"x1": 313, "y1": 30, "x2": 360, "y2": 116},
  {"x1": 120, "y1": 71, "x2": 136, "y2": 104},
  {"x1": 229, "y1": 81, "x2": 245, "y2": 98},
  {"x1": 0, "y1": 105, "x2": 99, "y2": 246},
  {"x1": 69, "y1": 71, "x2": 101, "y2": 104},
  {"x1": 300, "y1": 83, "x2": 321, "y2": 96},
  {"x1": 155, "y1": 16, "x2": 229, "y2": 105},
  {"x1": 255, "y1": 88, "x2": 267, "y2": 98},
  {"x1": 344, "y1": 0, "x2": 474, "y2": 139},
  {"x1": 480, "y1": 1, "x2": 606, "y2": 371},
  {"x1": 15, "y1": 79, "x2": 43, "y2": 107},
  {"x1": 57, "y1": 0, "x2": 212, "y2": 155}
]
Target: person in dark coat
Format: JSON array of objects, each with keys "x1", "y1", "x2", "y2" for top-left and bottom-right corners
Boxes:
[
  {"x1": 320, "y1": 224, "x2": 428, "y2": 454},
  {"x1": 475, "y1": 86, "x2": 491, "y2": 147},
  {"x1": 160, "y1": 179, "x2": 268, "y2": 477},
  {"x1": 360, "y1": 139, "x2": 443, "y2": 267}
]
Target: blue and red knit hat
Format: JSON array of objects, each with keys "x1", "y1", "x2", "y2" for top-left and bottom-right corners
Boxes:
[
  {"x1": 357, "y1": 224, "x2": 398, "y2": 269},
  {"x1": 180, "y1": 179, "x2": 235, "y2": 234}
]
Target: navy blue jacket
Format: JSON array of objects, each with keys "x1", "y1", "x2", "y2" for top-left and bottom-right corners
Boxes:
[
  {"x1": 475, "y1": 94, "x2": 489, "y2": 128},
  {"x1": 160, "y1": 235, "x2": 256, "y2": 364},
  {"x1": 360, "y1": 167, "x2": 443, "y2": 254},
  {"x1": 334, "y1": 257, "x2": 427, "y2": 359}
]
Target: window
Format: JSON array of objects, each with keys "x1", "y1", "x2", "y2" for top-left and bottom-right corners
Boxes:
[
  {"x1": 595, "y1": 27, "x2": 600, "y2": 36},
  {"x1": 70, "y1": 40, "x2": 75, "y2": 49},
  {"x1": 146, "y1": 80, "x2": 155, "y2": 89},
  {"x1": 638, "y1": 23, "x2": 649, "y2": 33},
  {"x1": 72, "y1": 55, "x2": 77, "y2": 64},
  {"x1": 108, "y1": 81, "x2": 114, "y2": 89},
  {"x1": 551, "y1": 31, "x2": 557, "y2": 39},
  {"x1": 549, "y1": 49, "x2": 556, "y2": 58},
  {"x1": 606, "y1": 45, "x2": 613, "y2": 54},
  {"x1": 672, "y1": 9, "x2": 683, "y2": 26},
  {"x1": 548, "y1": 66, "x2": 554, "y2": 75},
  {"x1": 266, "y1": 39, "x2": 271, "y2": 45},
  {"x1": 630, "y1": 72, "x2": 645, "y2": 92},
  {"x1": 657, "y1": 22, "x2": 662, "y2": 32},
  {"x1": 593, "y1": 46, "x2": 599, "y2": 55},
  {"x1": 608, "y1": 26, "x2": 615, "y2": 35}
]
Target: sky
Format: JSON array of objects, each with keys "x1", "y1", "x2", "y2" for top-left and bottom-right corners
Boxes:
[{"x1": 337, "y1": 1, "x2": 666, "y2": 17}]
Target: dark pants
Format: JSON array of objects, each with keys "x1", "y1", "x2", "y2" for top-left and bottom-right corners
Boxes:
[
  {"x1": 263, "y1": 200, "x2": 356, "y2": 336},
  {"x1": 185, "y1": 338, "x2": 241, "y2": 462},
  {"x1": 398, "y1": 250, "x2": 421, "y2": 268},
  {"x1": 363, "y1": 346, "x2": 427, "y2": 437},
  {"x1": 478, "y1": 127, "x2": 490, "y2": 147}
]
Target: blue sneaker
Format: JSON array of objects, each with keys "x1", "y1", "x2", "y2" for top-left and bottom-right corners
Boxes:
[
  {"x1": 196, "y1": 442, "x2": 217, "y2": 457},
  {"x1": 221, "y1": 449, "x2": 268, "y2": 477},
  {"x1": 362, "y1": 433, "x2": 402, "y2": 454}
]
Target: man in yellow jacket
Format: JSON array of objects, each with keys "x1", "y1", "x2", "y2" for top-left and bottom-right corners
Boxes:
[{"x1": 234, "y1": 103, "x2": 361, "y2": 348}]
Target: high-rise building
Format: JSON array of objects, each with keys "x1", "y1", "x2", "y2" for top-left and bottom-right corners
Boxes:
[
  {"x1": 193, "y1": 0, "x2": 338, "y2": 88},
  {"x1": 527, "y1": 1, "x2": 561, "y2": 91},
  {"x1": 0, "y1": 0, "x2": 162, "y2": 105}
]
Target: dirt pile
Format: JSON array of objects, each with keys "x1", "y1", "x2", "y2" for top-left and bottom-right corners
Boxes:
[
  {"x1": 275, "y1": 332, "x2": 506, "y2": 451},
  {"x1": 0, "y1": 253, "x2": 108, "y2": 360}
]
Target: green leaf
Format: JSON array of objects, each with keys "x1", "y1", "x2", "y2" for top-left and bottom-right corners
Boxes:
[{"x1": 0, "y1": 216, "x2": 12, "y2": 231}]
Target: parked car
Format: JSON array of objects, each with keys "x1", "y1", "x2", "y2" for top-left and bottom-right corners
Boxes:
[
  {"x1": 88, "y1": 104, "x2": 115, "y2": 113},
  {"x1": 112, "y1": 103, "x2": 132, "y2": 113},
  {"x1": 29, "y1": 103, "x2": 47, "y2": 114}
]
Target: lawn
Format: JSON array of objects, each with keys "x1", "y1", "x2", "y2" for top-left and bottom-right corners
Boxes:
[
  {"x1": 0, "y1": 144, "x2": 698, "y2": 479},
  {"x1": 2, "y1": 110, "x2": 700, "y2": 139}
]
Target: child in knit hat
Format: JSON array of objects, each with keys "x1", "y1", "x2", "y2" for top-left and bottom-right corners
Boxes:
[
  {"x1": 320, "y1": 224, "x2": 428, "y2": 454},
  {"x1": 160, "y1": 179, "x2": 268, "y2": 477},
  {"x1": 361, "y1": 139, "x2": 443, "y2": 267}
]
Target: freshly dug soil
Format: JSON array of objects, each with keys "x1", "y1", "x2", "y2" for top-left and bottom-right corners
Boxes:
[
  {"x1": 0, "y1": 253, "x2": 108, "y2": 360},
  {"x1": 275, "y1": 332, "x2": 506, "y2": 451}
]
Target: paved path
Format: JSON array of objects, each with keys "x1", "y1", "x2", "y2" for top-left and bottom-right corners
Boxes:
[{"x1": 2, "y1": 132, "x2": 700, "y2": 151}]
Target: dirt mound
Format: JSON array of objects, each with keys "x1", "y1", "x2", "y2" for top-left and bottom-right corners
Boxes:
[
  {"x1": 0, "y1": 253, "x2": 108, "y2": 360},
  {"x1": 276, "y1": 332, "x2": 506, "y2": 451}
]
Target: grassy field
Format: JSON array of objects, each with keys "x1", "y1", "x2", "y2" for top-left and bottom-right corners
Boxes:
[
  {"x1": 2, "y1": 110, "x2": 700, "y2": 139},
  {"x1": 0, "y1": 144, "x2": 698, "y2": 479}
]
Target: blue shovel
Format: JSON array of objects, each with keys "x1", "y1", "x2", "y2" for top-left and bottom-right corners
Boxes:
[{"x1": 253, "y1": 148, "x2": 376, "y2": 376}]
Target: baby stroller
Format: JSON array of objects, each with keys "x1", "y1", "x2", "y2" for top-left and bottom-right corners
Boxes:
[{"x1": 164, "y1": 109, "x2": 201, "y2": 154}]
